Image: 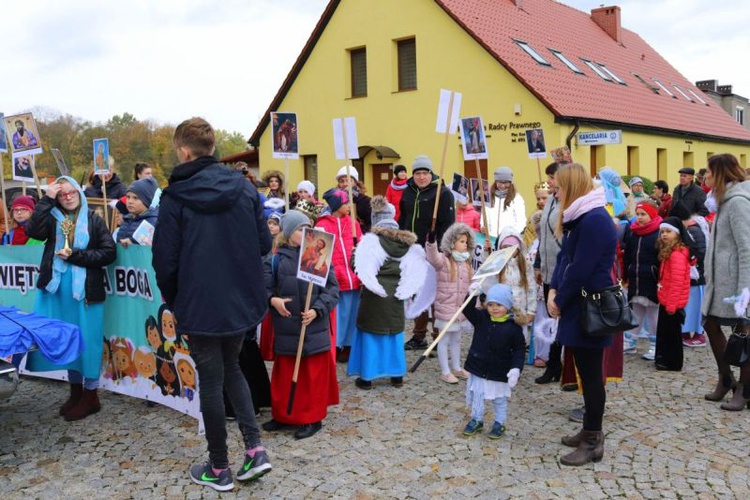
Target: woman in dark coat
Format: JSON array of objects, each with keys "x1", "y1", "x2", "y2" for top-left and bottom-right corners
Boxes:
[{"x1": 548, "y1": 163, "x2": 617, "y2": 466}]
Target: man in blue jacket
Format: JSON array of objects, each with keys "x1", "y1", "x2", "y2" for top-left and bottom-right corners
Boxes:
[{"x1": 153, "y1": 117, "x2": 273, "y2": 492}]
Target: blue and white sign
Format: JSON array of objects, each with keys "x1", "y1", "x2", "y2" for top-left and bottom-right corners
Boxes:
[{"x1": 577, "y1": 130, "x2": 622, "y2": 146}]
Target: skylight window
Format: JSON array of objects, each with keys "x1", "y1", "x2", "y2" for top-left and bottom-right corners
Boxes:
[
  {"x1": 652, "y1": 78, "x2": 675, "y2": 97},
  {"x1": 549, "y1": 50, "x2": 583, "y2": 74},
  {"x1": 688, "y1": 89, "x2": 708, "y2": 105},
  {"x1": 672, "y1": 84, "x2": 693, "y2": 102},
  {"x1": 632, "y1": 73, "x2": 660, "y2": 93},
  {"x1": 514, "y1": 40, "x2": 551, "y2": 66},
  {"x1": 581, "y1": 59, "x2": 611, "y2": 81},
  {"x1": 598, "y1": 64, "x2": 626, "y2": 85}
]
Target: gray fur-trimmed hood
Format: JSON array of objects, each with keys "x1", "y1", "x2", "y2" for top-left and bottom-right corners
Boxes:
[{"x1": 439, "y1": 222, "x2": 476, "y2": 254}]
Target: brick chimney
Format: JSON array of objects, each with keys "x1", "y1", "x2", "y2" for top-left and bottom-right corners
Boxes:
[{"x1": 591, "y1": 6, "x2": 621, "y2": 43}]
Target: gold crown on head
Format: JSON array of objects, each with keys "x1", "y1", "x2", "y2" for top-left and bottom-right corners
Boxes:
[{"x1": 534, "y1": 181, "x2": 550, "y2": 192}]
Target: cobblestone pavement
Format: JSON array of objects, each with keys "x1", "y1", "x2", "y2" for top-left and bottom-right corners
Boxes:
[{"x1": 2, "y1": 335, "x2": 749, "y2": 499}]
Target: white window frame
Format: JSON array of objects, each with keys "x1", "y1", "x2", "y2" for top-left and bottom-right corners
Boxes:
[
  {"x1": 549, "y1": 50, "x2": 583, "y2": 74},
  {"x1": 672, "y1": 84, "x2": 693, "y2": 102},
  {"x1": 514, "y1": 40, "x2": 551, "y2": 66},
  {"x1": 688, "y1": 90, "x2": 708, "y2": 105},
  {"x1": 598, "y1": 64, "x2": 626, "y2": 84},
  {"x1": 653, "y1": 78, "x2": 675, "y2": 97},
  {"x1": 736, "y1": 106, "x2": 745, "y2": 125},
  {"x1": 581, "y1": 59, "x2": 611, "y2": 81}
]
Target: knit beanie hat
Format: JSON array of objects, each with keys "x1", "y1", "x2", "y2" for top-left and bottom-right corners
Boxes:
[
  {"x1": 268, "y1": 212, "x2": 282, "y2": 224},
  {"x1": 394, "y1": 164, "x2": 407, "y2": 176},
  {"x1": 280, "y1": 210, "x2": 311, "y2": 238},
  {"x1": 322, "y1": 188, "x2": 349, "y2": 213},
  {"x1": 297, "y1": 180, "x2": 315, "y2": 196},
  {"x1": 629, "y1": 176, "x2": 644, "y2": 188},
  {"x1": 127, "y1": 177, "x2": 158, "y2": 208},
  {"x1": 335, "y1": 166, "x2": 359, "y2": 182},
  {"x1": 11, "y1": 195, "x2": 36, "y2": 212},
  {"x1": 370, "y1": 195, "x2": 399, "y2": 229},
  {"x1": 499, "y1": 234, "x2": 522, "y2": 249},
  {"x1": 412, "y1": 155, "x2": 433, "y2": 174},
  {"x1": 485, "y1": 284, "x2": 513, "y2": 309},
  {"x1": 635, "y1": 202, "x2": 658, "y2": 220},
  {"x1": 660, "y1": 216, "x2": 682, "y2": 236},
  {"x1": 493, "y1": 166, "x2": 513, "y2": 182}
]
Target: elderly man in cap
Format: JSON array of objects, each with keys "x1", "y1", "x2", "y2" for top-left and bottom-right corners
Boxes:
[
  {"x1": 398, "y1": 155, "x2": 455, "y2": 350},
  {"x1": 671, "y1": 167, "x2": 708, "y2": 217}
]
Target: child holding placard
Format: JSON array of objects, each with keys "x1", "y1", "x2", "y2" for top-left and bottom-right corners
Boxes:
[
  {"x1": 262, "y1": 211, "x2": 340, "y2": 439},
  {"x1": 115, "y1": 177, "x2": 159, "y2": 246}
]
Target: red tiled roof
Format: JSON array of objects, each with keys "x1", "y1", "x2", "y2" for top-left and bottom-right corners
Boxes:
[
  {"x1": 249, "y1": 0, "x2": 750, "y2": 146},
  {"x1": 435, "y1": 0, "x2": 750, "y2": 142}
]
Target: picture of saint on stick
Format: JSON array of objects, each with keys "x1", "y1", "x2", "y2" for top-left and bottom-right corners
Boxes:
[
  {"x1": 271, "y1": 112, "x2": 298, "y2": 158},
  {"x1": 4, "y1": 112, "x2": 43, "y2": 156}
]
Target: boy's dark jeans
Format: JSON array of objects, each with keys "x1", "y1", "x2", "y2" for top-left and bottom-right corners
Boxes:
[{"x1": 190, "y1": 334, "x2": 262, "y2": 469}]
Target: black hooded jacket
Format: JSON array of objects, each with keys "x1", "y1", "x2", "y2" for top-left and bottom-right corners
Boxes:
[
  {"x1": 152, "y1": 156, "x2": 272, "y2": 337},
  {"x1": 84, "y1": 173, "x2": 128, "y2": 200},
  {"x1": 397, "y1": 174, "x2": 455, "y2": 246}
]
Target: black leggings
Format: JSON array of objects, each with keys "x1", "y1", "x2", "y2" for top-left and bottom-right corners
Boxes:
[{"x1": 572, "y1": 347, "x2": 605, "y2": 432}]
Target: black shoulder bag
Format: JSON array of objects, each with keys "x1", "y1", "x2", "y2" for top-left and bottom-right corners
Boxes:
[{"x1": 580, "y1": 281, "x2": 639, "y2": 337}]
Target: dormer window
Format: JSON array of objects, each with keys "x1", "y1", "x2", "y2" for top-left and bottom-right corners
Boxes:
[{"x1": 514, "y1": 40, "x2": 551, "y2": 66}]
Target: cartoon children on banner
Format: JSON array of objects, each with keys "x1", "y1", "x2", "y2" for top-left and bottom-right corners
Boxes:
[{"x1": 298, "y1": 227, "x2": 335, "y2": 286}]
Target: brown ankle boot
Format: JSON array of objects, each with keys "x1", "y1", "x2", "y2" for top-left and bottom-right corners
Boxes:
[
  {"x1": 560, "y1": 430, "x2": 604, "y2": 466},
  {"x1": 720, "y1": 383, "x2": 750, "y2": 411},
  {"x1": 64, "y1": 389, "x2": 101, "y2": 421},
  {"x1": 59, "y1": 384, "x2": 83, "y2": 416},
  {"x1": 561, "y1": 429, "x2": 585, "y2": 448},
  {"x1": 704, "y1": 373, "x2": 736, "y2": 401}
]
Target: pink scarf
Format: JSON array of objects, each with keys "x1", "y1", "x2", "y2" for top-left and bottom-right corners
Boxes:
[{"x1": 562, "y1": 187, "x2": 606, "y2": 223}]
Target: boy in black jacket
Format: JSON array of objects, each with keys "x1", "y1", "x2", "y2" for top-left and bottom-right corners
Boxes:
[{"x1": 153, "y1": 117, "x2": 272, "y2": 492}]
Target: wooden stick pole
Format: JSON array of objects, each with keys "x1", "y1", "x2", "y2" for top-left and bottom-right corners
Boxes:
[
  {"x1": 22, "y1": 181, "x2": 26, "y2": 196},
  {"x1": 283, "y1": 158, "x2": 290, "y2": 212},
  {"x1": 29, "y1": 157, "x2": 43, "y2": 198},
  {"x1": 474, "y1": 158, "x2": 491, "y2": 241},
  {"x1": 100, "y1": 174, "x2": 109, "y2": 230},
  {"x1": 430, "y1": 92, "x2": 454, "y2": 232},
  {"x1": 536, "y1": 157, "x2": 542, "y2": 183},
  {"x1": 410, "y1": 276, "x2": 488, "y2": 373},
  {"x1": 0, "y1": 159, "x2": 10, "y2": 240},
  {"x1": 287, "y1": 282, "x2": 315, "y2": 415},
  {"x1": 340, "y1": 123, "x2": 357, "y2": 241}
]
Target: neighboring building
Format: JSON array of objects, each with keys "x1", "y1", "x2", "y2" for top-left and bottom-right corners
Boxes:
[
  {"x1": 249, "y1": 0, "x2": 750, "y2": 205},
  {"x1": 696, "y1": 80, "x2": 749, "y2": 133}
]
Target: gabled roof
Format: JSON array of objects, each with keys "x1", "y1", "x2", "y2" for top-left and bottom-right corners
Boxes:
[
  {"x1": 435, "y1": 0, "x2": 750, "y2": 142},
  {"x1": 249, "y1": 0, "x2": 750, "y2": 146}
]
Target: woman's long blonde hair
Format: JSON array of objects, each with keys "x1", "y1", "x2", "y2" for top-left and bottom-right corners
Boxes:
[{"x1": 555, "y1": 163, "x2": 594, "y2": 237}]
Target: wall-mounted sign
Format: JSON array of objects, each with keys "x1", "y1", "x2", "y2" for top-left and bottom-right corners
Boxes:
[{"x1": 577, "y1": 130, "x2": 622, "y2": 146}]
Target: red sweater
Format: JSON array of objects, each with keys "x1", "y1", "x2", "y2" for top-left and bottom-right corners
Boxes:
[
  {"x1": 386, "y1": 178, "x2": 408, "y2": 222},
  {"x1": 657, "y1": 246, "x2": 691, "y2": 314},
  {"x1": 315, "y1": 214, "x2": 362, "y2": 292},
  {"x1": 456, "y1": 204, "x2": 480, "y2": 232}
]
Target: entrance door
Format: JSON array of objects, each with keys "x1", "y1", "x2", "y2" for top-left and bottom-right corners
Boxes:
[
  {"x1": 463, "y1": 159, "x2": 488, "y2": 181},
  {"x1": 371, "y1": 163, "x2": 393, "y2": 197}
]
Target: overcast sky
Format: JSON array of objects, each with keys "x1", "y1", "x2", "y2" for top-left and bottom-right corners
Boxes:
[{"x1": 1, "y1": 0, "x2": 748, "y2": 136}]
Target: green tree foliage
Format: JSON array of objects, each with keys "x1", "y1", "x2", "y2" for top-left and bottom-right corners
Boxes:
[{"x1": 5, "y1": 111, "x2": 248, "y2": 188}]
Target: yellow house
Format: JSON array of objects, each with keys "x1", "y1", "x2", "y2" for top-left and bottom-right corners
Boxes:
[{"x1": 249, "y1": 0, "x2": 750, "y2": 208}]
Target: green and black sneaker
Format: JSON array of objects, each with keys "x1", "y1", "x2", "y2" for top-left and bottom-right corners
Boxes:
[{"x1": 189, "y1": 461, "x2": 234, "y2": 492}]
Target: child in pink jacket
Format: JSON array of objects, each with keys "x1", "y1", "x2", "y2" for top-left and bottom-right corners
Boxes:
[{"x1": 426, "y1": 223, "x2": 475, "y2": 384}]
